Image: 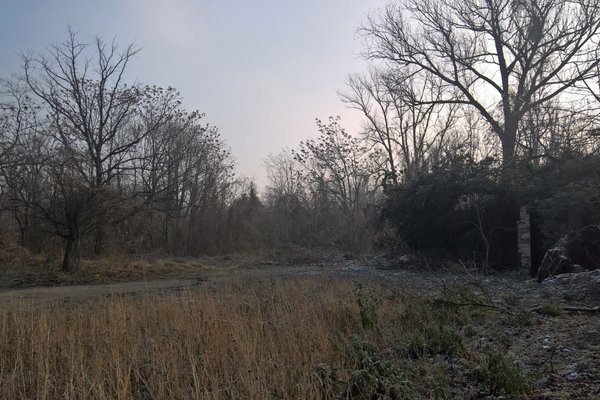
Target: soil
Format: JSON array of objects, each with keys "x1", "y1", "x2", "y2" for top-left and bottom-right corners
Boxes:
[{"x1": 0, "y1": 278, "x2": 202, "y2": 306}]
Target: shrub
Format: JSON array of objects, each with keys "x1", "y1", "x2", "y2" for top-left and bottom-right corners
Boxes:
[
  {"x1": 344, "y1": 338, "x2": 414, "y2": 399},
  {"x1": 353, "y1": 282, "x2": 379, "y2": 331},
  {"x1": 472, "y1": 350, "x2": 532, "y2": 396},
  {"x1": 383, "y1": 155, "x2": 519, "y2": 268}
]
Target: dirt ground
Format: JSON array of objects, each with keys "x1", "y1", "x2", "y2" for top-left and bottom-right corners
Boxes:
[
  {"x1": 0, "y1": 254, "x2": 598, "y2": 312},
  {"x1": 0, "y1": 255, "x2": 512, "y2": 304},
  {"x1": 0, "y1": 278, "x2": 202, "y2": 306}
]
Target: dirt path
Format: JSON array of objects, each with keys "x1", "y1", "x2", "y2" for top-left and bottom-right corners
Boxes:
[
  {"x1": 0, "y1": 257, "x2": 597, "y2": 310},
  {"x1": 0, "y1": 278, "x2": 202, "y2": 306},
  {"x1": 0, "y1": 261, "x2": 416, "y2": 305}
]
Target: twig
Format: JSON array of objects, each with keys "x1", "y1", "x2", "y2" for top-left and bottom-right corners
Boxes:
[
  {"x1": 435, "y1": 298, "x2": 514, "y2": 316},
  {"x1": 529, "y1": 305, "x2": 600, "y2": 313}
]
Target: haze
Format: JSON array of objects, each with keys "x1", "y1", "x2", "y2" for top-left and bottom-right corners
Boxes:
[{"x1": 0, "y1": 0, "x2": 389, "y2": 187}]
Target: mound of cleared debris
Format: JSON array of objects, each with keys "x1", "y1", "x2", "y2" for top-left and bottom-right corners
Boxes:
[{"x1": 541, "y1": 269, "x2": 600, "y2": 303}]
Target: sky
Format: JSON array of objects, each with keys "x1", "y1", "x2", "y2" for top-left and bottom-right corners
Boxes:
[{"x1": 0, "y1": 0, "x2": 389, "y2": 188}]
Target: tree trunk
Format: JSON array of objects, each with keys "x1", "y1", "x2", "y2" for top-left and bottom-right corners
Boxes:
[
  {"x1": 17, "y1": 221, "x2": 28, "y2": 248},
  {"x1": 501, "y1": 121, "x2": 517, "y2": 168},
  {"x1": 14, "y1": 209, "x2": 30, "y2": 248},
  {"x1": 93, "y1": 225, "x2": 105, "y2": 256},
  {"x1": 499, "y1": 121, "x2": 518, "y2": 183},
  {"x1": 62, "y1": 235, "x2": 81, "y2": 273}
]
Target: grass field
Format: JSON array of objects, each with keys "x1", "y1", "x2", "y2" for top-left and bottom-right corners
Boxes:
[{"x1": 0, "y1": 274, "x2": 598, "y2": 399}]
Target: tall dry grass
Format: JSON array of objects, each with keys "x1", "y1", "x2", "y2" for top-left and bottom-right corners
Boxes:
[{"x1": 0, "y1": 277, "x2": 407, "y2": 399}]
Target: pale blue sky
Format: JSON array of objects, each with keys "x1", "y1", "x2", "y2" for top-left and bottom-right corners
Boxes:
[{"x1": 0, "y1": 0, "x2": 388, "y2": 187}]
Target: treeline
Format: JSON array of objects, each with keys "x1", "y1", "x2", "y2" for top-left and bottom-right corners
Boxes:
[
  {"x1": 3, "y1": 0, "x2": 600, "y2": 275},
  {"x1": 259, "y1": 0, "x2": 600, "y2": 273},
  {"x1": 0, "y1": 32, "x2": 250, "y2": 271}
]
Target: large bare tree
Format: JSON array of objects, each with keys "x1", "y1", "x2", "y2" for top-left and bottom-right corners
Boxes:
[
  {"x1": 363, "y1": 0, "x2": 600, "y2": 168},
  {"x1": 22, "y1": 29, "x2": 178, "y2": 189},
  {"x1": 16, "y1": 30, "x2": 180, "y2": 270},
  {"x1": 341, "y1": 68, "x2": 458, "y2": 184}
]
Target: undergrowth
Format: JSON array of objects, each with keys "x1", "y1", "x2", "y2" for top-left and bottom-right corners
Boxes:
[{"x1": 0, "y1": 276, "x2": 544, "y2": 399}]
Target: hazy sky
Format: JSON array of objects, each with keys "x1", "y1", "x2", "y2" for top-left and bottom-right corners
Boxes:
[{"x1": 0, "y1": 0, "x2": 389, "y2": 188}]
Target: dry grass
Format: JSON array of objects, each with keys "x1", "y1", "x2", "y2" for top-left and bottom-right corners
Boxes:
[
  {"x1": 0, "y1": 277, "x2": 400, "y2": 399},
  {"x1": 0, "y1": 245, "x2": 35, "y2": 264},
  {"x1": 0, "y1": 275, "x2": 598, "y2": 399},
  {"x1": 80, "y1": 256, "x2": 211, "y2": 282}
]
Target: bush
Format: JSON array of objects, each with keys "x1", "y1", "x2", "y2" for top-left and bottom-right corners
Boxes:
[
  {"x1": 344, "y1": 338, "x2": 414, "y2": 399},
  {"x1": 472, "y1": 350, "x2": 532, "y2": 396},
  {"x1": 383, "y1": 155, "x2": 519, "y2": 267},
  {"x1": 534, "y1": 156, "x2": 600, "y2": 270},
  {"x1": 384, "y1": 152, "x2": 600, "y2": 273}
]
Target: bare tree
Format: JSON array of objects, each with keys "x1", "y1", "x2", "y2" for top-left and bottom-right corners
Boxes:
[
  {"x1": 362, "y1": 0, "x2": 600, "y2": 169},
  {"x1": 517, "y1": 100, "x2": 600, "y2": 163},
  {"x1": 293, "y1": 117, "x2": 382, "y2": 249},
  {"x1": 0, "y1": 29, "x2": 245, "y2": 266},
  {"x1": 0, "y1": 79, "x2": 45, "y2": 246},
  {"x1": 262, "y1": 149, "x2": 311, "y2": 244},
  {"x1": 132, "y1": 111, "x2": 235, "y2": 254},
  {"x1": 296, "y1": 117, "x2": 381, "y2": 212},
  {"x1": 36, "y1": 156, "x2": 119, "y2": 272},
  {"x1": 0, "y1": 81, "x2": 29, "y2": 162},
  {"x1": 13, "y1": 30, "x2": 181, "y2": 269},
  {"x1": 264, "y1": 148, "x2": 305, "y2": 203},
  {"x1": 341, "y1": 67, "x2": 458, "y2": 184},
  {"x1": 22, "y1": 29, "x2": 179, "y2": 189}
]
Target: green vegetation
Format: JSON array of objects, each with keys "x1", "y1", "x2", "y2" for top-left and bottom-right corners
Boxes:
[{"x1": 472, "y1": 350, "x2": 532, "y2": 396}]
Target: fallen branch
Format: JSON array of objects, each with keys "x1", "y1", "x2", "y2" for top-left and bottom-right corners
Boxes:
[
  {"x1": 529, "y1": 305, "x2": 600, "y2": 314},
  {"x1": 434, "y1": 298, "x2": 514, "y2": 316}
]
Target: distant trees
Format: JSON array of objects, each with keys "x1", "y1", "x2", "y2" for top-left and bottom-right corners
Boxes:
[
  {"x1": 262, "y1": 149, "x2": 310, "y2": 244},
  {"x1": 341, "y1": 68, "x2": 458, "y2": 184},
  {"x1": 296, "y1": 117, "x2": 380, "y2": 213},
  {"x1": 264, "y1": 148, "x2": 304, "y2": 205},
  {"x1": 0, "y1": 79, "x2": 45, "y2": 248},
  {"x1": 362, "y1": 0, "x2": 600, "y2": 168},
  {"x1": 0, "y1": 31, "x2": 238, "y2": 270},
  {"x1": 262, "y1": 117, "x2": 380, "y2": 251},
  {"x1": 132, "y1": 110, "x2": 236, "y2": 255},
  {"x1": 4, "y1": 5, "x2": 600, "y2": 274},
  {"x1": 518, "y1": 101, "x2": 600, "y2": 163}
]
